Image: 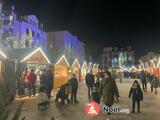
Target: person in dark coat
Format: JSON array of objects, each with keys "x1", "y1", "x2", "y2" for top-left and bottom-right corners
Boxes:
[
  {"x1": 99, "y1": 71, "x2": 119, "y2": 115},
  {"x1": 85, "y1": 70, "x2": 95, "y2": 100},
  {"x1": 129, "y1": 80, "x2": 143, "y2": 113},
  {"x1": 45, "y1": 68, "x2": 53, "y2": 99},
  {"x1": 149, "y1": 74, "x2": 154, "y2": 92},
  {"x1": 151, "y1": 76, "x2": 160, "y2": 94},
  {"x1": 91, "y1": 85, "x2": 100, "y2": 104},
  {"x1": 55, "y1": 83, "x2": 71, "y2": 104},
  {"x1": 95, "y1": 77, "x2": 100, "y2": 89},
  {"x1": 140, "y1": 70, "x2": 147, "y2": 92},
  {"x1": 70, "y1": 73, "x2": 79, "y2": 104}
]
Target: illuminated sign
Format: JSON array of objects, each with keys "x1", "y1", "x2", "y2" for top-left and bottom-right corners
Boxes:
[{"x1": 85, "y1": 101, "x2": 100, "y2": 117}]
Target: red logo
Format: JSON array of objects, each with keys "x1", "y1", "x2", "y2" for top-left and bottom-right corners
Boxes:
[{"x1": 85, "y1": 101, "x2": 100, "y2": 117}]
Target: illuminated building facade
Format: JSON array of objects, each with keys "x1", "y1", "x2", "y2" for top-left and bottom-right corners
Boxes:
[
  {"x1": 47, "y1": 31, "x2": 85, "y2": 65},
  {"x1": 0, "y1": 4, "x2": 47, "y2": 50},
  {"x1": 100, "y1": 46, "x2": 135, "y2": 69}
]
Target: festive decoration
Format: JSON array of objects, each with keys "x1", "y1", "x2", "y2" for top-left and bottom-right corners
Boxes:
[{"x1": 85, "y1": 101, "x2": 100, "y2": 117}]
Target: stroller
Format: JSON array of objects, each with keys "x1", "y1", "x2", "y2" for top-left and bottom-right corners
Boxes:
[
  {"x1": 55, "y1": 83, "x2": 71, "y2": 104},
  {"x1": 37, "y1": 86, "x2": 49, "y2": 110}
]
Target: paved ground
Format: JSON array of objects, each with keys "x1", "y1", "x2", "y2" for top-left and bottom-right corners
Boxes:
[{"x1": 6, "y1": 79, "x2": 160, "y2": 120}]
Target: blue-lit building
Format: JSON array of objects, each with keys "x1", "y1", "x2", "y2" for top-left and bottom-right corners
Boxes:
[
  {"x1": 48, "y1": 31, "x2": 85, "y2": 65},
  {"x1": 0, "y1": 4, "x2": 47, "y2": 50}
]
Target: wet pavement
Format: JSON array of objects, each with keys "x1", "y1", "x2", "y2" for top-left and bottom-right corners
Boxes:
[{"x1": 6, "y1": 79, "x2": 160, "y2": 120}]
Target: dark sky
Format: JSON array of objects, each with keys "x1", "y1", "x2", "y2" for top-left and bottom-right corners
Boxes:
[{"x1": 5, "y1": 0, "x2": 160, "y2": 61}]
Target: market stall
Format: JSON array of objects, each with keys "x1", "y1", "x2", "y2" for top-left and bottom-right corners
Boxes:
[
  {"x1": 72, "y1": 59, "x2": 81, "y2": 82},
  {"x1": 0, "y1": 50, "x2": 16, "y2": 106},
  {"x1": 54, "y1": 55, "x2": 70, "y2": 88},
  {"x1": 21, "y1": 48, "x2": 51, "y2": 96},
  {"x1": 4, "y1": 47, "x2": 51, "y2": 97},
  {"x1": 81, "y1": 61, "x2": 88, "y2": 81},
  {"x1": 0, "y1": 50, "x2": 7, "y2": 83}
]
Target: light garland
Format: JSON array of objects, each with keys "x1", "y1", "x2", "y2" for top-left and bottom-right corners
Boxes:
[{"x1": 20, "y1": 47, "x2": 51, "y2": 64}]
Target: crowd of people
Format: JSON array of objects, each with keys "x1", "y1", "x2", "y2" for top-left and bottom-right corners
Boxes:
[
  {"x1": 140, "y1": 70, "x2": 160, "y2": 94},
  {"x1": 17, "y1": 66, "x2": 160, "y2": 119},
  {"x1": 17, "y1": 67, "x2": 54, "y2": 98}
]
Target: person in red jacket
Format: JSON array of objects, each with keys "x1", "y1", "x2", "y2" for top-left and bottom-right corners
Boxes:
[{"x1": 28, "y1": 69, "x2": 36, "y2": 97}]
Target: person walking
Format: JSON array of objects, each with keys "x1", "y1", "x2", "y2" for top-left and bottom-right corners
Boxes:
[
  {"x1": 99, "y1": 71, "x2": 119, "y2": 117},
  {"x1": 118, "y1": 72, "x2": 123, "y2": 83},
  {"x1": 28, "y1": 69, "x2": 36, "y2": 97},
  {"x1": 45, "y1": 68, "x2": 53, "y2": 99},
  {"x1": 91, "y1": 84, "x2": 100, "y2": 104},
  {"x1": 69, "y1": 73, "x2": 79, "y2": 104},
  {"x1": 151, "y1": 76, "x2": 160, "y2": 95},
  {"x1": 140, "y1": 70, "x2": 147, "y2": 92},
  {"x1": 85, "y1": 70, "x2": 95, "y2": 100},
  {"x1": 129, "y1": 80, "x2": 143, "y2": 113},
  {"x1": 149, "y1": 74, "x2": 154, "y2": 92}
]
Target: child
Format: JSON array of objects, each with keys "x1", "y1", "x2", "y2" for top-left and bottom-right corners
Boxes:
[
  {"x1": 129, "y1": 80, "x2": 143, "y2": 113},
  {"x1": 91, "y1": 85, "x2": 100, "y2": 104},
  {"x1": 55, "y1": 83, "x2": 71, "y2": 104}
]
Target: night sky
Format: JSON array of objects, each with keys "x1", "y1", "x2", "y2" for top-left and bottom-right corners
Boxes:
[{"x1": 5, "y1": 0, "x2": 160, "y2": 61}]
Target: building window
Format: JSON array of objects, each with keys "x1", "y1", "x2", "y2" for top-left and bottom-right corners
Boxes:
[
  {"x1": 35, "y1": 22, "x2": 38, "y2": 28},
  {"x1": 50, "y1": 44, "x2": 53, "y2": 48},
  {"x1": 25, "y1": 40, "x2": 29, "y2": 47},
  {"x1": 32, "y1": 31, "x2": 35, "y2": 37},
  {"x1": 37, "y1": 33, "x2": 40, "y2": 39},
  {"x1": 26, "y1": 28, "x2": 29, "y2": 35},
  {"x1": 30, "y1": 20, "x2": 32, "y2": 24}
]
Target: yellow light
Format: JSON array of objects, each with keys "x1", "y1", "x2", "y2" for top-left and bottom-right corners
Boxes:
[
  {"x1": 72, "y1": 58, "x2": 81, "y2": 68},
  {"x1": 55, "y1": 55, "x2": 70, "y2": 67},
  {"x1": 20, "y1": 47, "x2": 51, "y2": 64},
  {"x1": 0, "y1": 50, "x2": 7, "y2": 59},
  {"x1": 69, "y1": 69, "x2": 72, "y2": 73}
]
